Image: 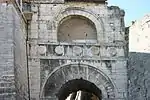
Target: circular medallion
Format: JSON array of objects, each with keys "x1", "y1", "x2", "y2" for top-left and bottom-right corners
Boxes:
[
  {"x1": 55, "y1": 46, "x2": 64, "y2": 55},
  {"x1": 90, "y1": 46, "x2": 100, "y2": 55},
  {"x1": 73, "y1": 46, "x2": 82, "y2": 55},
  {"x1": 108, "y1": 47, "x2": 117, "y2": 57},
  {"x1": 38, "y1": 46, "x2": 47, "y2": 54}
]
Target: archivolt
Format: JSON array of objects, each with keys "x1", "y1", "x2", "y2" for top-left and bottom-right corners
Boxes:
[
  {"x1": 55, "y1": 7, "x2": 105, "y2": 43},
  {"x1": 40, "y1": 63, "x2": 117, "y2": 99}
]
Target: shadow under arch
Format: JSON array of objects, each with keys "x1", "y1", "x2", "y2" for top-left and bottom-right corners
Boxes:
[
  {"x1": 57, "y1": 78, "x2": 102, "y2": 100},
  {"x1": 40, "y1": 63, "x2": 117, "y2": 99}
]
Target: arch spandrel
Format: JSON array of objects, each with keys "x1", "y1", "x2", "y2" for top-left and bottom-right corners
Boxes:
[{"x1": 40, "y1": 63, "x2": 117, "y2": 99}]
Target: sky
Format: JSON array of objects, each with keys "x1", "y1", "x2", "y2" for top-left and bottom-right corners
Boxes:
[{"x1": 108, "y1": 0, "x2": 150, "y2": 26}]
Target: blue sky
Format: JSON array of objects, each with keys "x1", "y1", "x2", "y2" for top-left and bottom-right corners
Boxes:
[{"x1": 108, "y1": 0, "x2": 150, "y2": 26}]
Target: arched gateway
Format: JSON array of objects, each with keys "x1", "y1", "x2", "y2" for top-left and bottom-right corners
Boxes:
[
  {"x1": 28, "y1": 1, "x2": 127, "y2": 100},
  {"x1": 40, "y1": 64, "x2": 116, "y2": 100}
]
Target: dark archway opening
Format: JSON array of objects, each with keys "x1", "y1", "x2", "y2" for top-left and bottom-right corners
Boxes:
[{"x1": 57, "y1": 78, "x2": 102, "y2": 100}]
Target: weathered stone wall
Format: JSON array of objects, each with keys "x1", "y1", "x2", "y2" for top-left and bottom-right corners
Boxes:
[
  {"x1": 128, "y1": 14, "x2": 150, "y2": 100},
  {"x1": 0, "y1": 3, "x2": 28, "y2": 100},
  {"x1": 0, "y1": 4, "x2": 16, "y2": 99},
  {"x1": 30, "y1": 3, "x2": 125, "y2": 43},
  {"x1": 128, "y1": 52, "x2": 150, "y2": 100},
  {"x1": 29, "y1": 1, "x2": 127, "y2": 100},
  {"x1": 12, "y1": 6, "x2": 29, "y2": 100}
]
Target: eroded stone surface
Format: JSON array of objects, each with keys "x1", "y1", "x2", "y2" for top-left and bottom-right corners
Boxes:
[
  {"x1": 29, "y1": 2, "x2": 127, "y2": 100},
  {"x1": 129, "y1": 14, "x2": 150, "y2": 100},
  {"x1": 0, "y1": 1, "x2": 128, "y2": 100},
  {"x1": 0, "y1": 4, "x2": 28, "y2": 100}
]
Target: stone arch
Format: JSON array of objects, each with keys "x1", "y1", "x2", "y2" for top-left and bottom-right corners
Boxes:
[
  {"x1": 40, "y1": 63, "x2": 117, "y2": 99},
  {"x1": 57, "y1": 15, "x2": 97, "y2": 43},
  {"x1": 55, "y1": 7, "x2": 104, "y2": 43}
]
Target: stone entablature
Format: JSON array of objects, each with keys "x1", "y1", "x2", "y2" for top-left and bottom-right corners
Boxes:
[
  {"x1": 30, "y1": 0, "x2": 107, "y2": 4},
  {"x1": 37, "y1": 43, "x2": 125, "y2": 60}
]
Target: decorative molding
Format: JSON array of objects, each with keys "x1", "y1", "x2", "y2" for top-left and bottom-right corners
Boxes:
[{"x1": 40, "y1": 63, "x2": 116, "y2": 99}]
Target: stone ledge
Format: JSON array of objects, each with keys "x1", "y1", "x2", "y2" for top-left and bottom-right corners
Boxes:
[{"x1": 31, "y1": 56, "x2": 128, "y2": 61}]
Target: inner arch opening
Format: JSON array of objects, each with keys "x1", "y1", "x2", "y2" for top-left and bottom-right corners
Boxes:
[
  {"x1": 57, "y1": 15, "x2": 97, "y2": 43},
  {"x1": 57, "y1": 78, "x2": 102, "y2": 100}
]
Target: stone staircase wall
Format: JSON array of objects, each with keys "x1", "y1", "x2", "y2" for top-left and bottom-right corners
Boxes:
[
  {"x1": 0, "y1": 74, "x2": 15, "y2": 100},
  {"x1": 0, "y1": 3, "x2": 28, "y2": 100},
  {"x1": 128, "y1": 52, "x2": 150, "y2": 100},
  {"x1": 0, "y1": 3, "x2": 16, "y2": 100}
]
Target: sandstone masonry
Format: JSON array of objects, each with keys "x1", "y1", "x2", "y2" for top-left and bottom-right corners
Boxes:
[
  {"x1": 3, "y1": 0, "x2": 150, "y2": 100},
  {"x1": 0, "y1": 3, "x2": 28, "y2": 100},
  {"x1": 28, "y1": 0, "x2": 127, "y2": 100}
]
